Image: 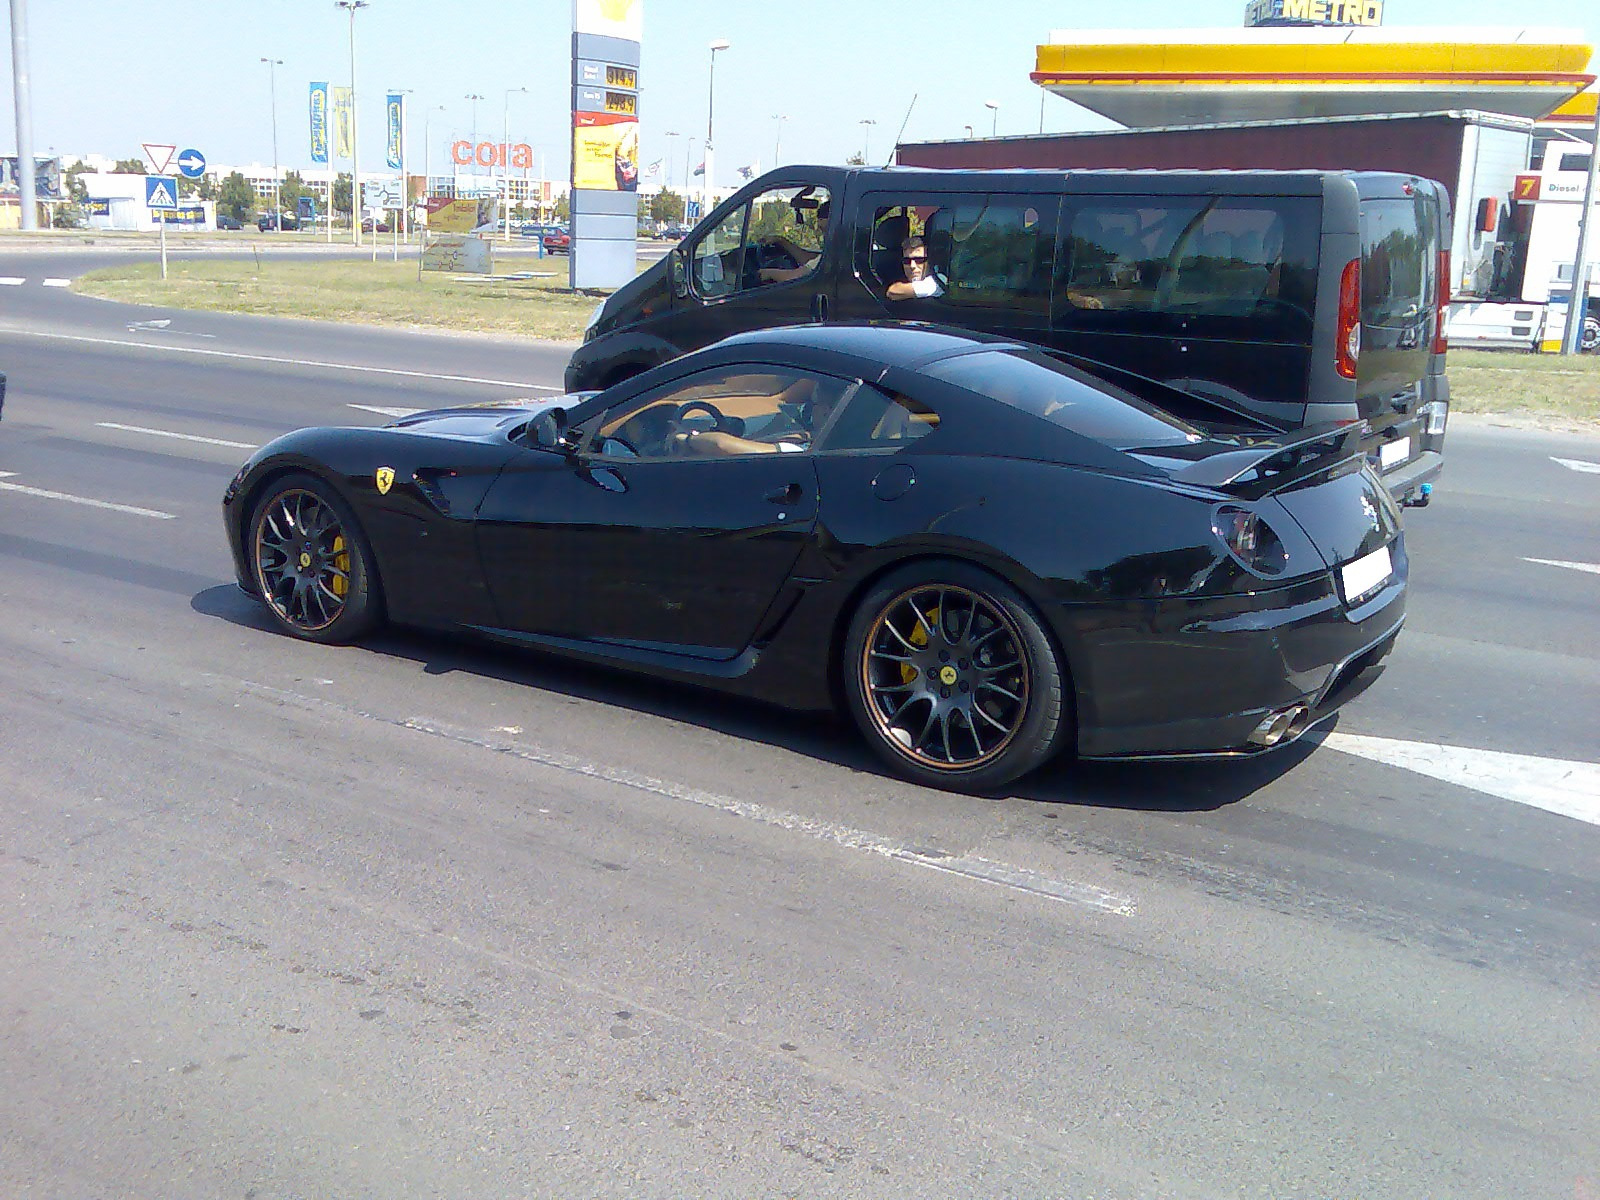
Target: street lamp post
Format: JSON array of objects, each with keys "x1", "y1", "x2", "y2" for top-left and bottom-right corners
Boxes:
[
  {"x1": 859, "y1": 118, "x2": 876, "y2": 165},
  {"x1": 963, "y1": 124, "x2": 974, "y2": 139},
  {"x1": 502, "y1": 86, "x2": 527, "y2": 243},
  {"x1": 772, "y1": 114, "x2": 787, "y2": 170},
  {"x1": 337, "y1": 0, "x2": 368, "y2": 246},
  {"x1": 705, "y1": 38, "x2": 729, "y2": 218},
  {"x1": 260, "y1": 58, "x2": 283, "y2": 231},
  {"x1": 985, "y1": 99, "x2": 999, "y2": 138}
]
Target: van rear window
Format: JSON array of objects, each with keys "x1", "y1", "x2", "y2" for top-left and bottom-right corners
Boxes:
[{"x1": 1360, "y1": 197, "x2": 1437, "y2": 331}]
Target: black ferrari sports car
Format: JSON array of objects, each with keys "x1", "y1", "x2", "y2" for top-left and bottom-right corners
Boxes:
[{"x1": 223, "y1": 324, "x2": 1407, "y2": 791}]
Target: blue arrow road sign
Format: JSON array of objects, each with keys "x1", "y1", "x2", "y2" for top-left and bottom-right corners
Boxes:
[
  {"x1": 176, "y1": 149, "x2": 206, "y2": 178},
  {"x1": 145, "y1": 176, "x2": 178, "y2": 209}
]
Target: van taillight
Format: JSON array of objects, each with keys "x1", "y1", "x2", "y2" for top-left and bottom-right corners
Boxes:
[
  {"x1": 1433, "y1": 250, "x2": 1451, "y2": 355},
  {"x1": 1335, "y1": 259, "x2": 1360, "y2": 379}
]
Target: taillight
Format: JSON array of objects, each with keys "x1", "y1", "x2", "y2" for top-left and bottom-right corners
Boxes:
[
  {"x1": 1432, "y1": 249, "x2": 1451, "y2": 355},
  {"x1": 1335, "y1": 258, "x2": 1360, "y2": 379},
  {"x1": 1212, "y1": 506, "x2": 1289, "y2": 577}
]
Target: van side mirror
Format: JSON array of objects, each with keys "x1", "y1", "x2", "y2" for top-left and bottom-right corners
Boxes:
[
  {"x1": 670, "y1": 250, "x2": 688, "y2": 297},
  {"x1": 530, "y1": 407, "x2": 578, "y2": 458}
]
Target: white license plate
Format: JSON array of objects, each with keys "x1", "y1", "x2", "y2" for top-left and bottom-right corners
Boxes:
[
  {"x1": 1340, "y1": 544, "x2": 1393, "y2": 603},
  {"x1": 1378, "y1": 437, "x2": 1412, "y2": 469}
]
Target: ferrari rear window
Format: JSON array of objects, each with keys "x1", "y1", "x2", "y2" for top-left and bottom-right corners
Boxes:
[{"x1": 923, "y1": 349, "x2": 1203, "y2": 449}]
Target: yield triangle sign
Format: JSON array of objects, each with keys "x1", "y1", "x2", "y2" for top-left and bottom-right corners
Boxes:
[{"x1": 141, "y1": 142, "x2": 177, "y2": 174}]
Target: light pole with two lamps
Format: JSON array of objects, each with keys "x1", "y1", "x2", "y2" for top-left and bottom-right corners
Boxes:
[
  {"x1": 704, "y1": 38, "x2": 730, "y2": 218},
  {"x1": 464, "y1": 92, "x2": 484, "y2": 195},
  {"x1": 859, "y1": 118, "x2": 876, "y2": 165},
  {"x1": 985, "y1": 99, "x2": 999, "y2": 138},
  {"x1": 772, "y1": 114, "x2": 787, "y2": 169},
  {"x1": 336, "y1": 0, "x2": 368, "y2": 245}
]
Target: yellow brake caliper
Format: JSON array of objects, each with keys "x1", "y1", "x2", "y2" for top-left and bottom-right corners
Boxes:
[
  {"x1": 330, "y1": 535, "x2": 349, "y2": 597},
  {"x1": 901, "y1": 604, "x2": 938, "y2": 686}
]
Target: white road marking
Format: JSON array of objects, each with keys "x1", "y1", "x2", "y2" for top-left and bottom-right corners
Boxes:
[
  {"x1": 42, "y1": 278, "x2": 71, "y2": 288},
  {"x1": 0, "y1": 474, "x2": 177, "y2": 519},
  {"x1": 0, "y1": 328, "x2": 561, "y2": 390},
  {"x1": 95, "y1": 421, "x2": 257, "y2": 450},
  {"x1": 236, "y1": 680, "x2": 1136, "y2": 916},
  {"x1": 1323, "y1": 733, "x2": 1600, "y2": 827},
  {"x1": 1523, "y1": 557, "x2": 1600, "y2": 576},
  {"x1": 1551, "y1": 456, "x2": 1600, "y2": 475},
  {"x1": 0, "y1": 277, "x2": 24, "y2": 286},
  {"x1": 347, "y1": 403, "x2": 424, "y2": 419}
]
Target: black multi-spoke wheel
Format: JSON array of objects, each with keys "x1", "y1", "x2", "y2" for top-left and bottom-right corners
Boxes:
[
  {"x1": 248, "y1": 474, "x2": 382, "y2": 643},
  {"x1": 844, "y1": 564, "x2": 1069, "y2": 792}
]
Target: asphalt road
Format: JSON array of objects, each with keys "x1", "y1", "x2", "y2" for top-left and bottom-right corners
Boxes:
[{"x1": 1, "y1": 249, "x2": 1597, "y2": 1200}]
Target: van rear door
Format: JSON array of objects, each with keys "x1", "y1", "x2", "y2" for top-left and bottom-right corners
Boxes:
[{"x1": 1355, "y1": 182, "x2": 1439, "y2": 415}]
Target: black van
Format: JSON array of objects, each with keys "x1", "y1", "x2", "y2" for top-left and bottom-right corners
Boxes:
[{"x1": 568, "y1": 166, "x2": 1450, "y2": 504}]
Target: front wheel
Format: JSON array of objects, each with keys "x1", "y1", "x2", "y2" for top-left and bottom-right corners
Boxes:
[
  {"x1": 843, "y1": 563, "x2": 1070, "y2": 792},
  {"x1": 248, "y1": 473, "x2": 384, "y2": 644}
]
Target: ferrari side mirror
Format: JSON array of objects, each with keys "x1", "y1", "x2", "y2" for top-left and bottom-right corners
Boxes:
[{"x1": 531, "y1": 408, "x2": 579, "y2": 458}]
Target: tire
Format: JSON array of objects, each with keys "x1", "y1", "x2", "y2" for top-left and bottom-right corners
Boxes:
[
  {"x1": 843, "y1": 562, "x2": 1071, "y2": 792},
  {"x1": 1581, "y1": 314, "x2": 1600, "y2": 355},
  {"x1": 247, "y1": 473, "x2": 384, "y2": 644}
]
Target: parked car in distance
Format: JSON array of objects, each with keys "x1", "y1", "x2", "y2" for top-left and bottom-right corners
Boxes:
[
  {"x1": 257, "y1": 211, "x2": 299, "y2": 232},
  {"x1": 215, "y1": 213, "x2": 243, "y2": 231},
  {"x1": 361, "y1": 217, "x2": 392, "y2": 233},
  {"x1": 542, "y1": 227, "x2": 572, "y2": 254}
]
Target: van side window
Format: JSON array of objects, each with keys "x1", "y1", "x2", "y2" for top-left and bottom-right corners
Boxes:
[
  {"x1": 858, "y1": 195, "x2": 1055, "y2": 316},
  {"x1": 1060, "y1": 197, "x2": 1319, "y2": 344},
  {"x1": 925, "y1": 197, "x2": 1055, "y2": 313}
]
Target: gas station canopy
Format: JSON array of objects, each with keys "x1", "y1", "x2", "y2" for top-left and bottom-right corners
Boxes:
[{"x1": 1033, "y1": 27, "x2": 1596, "y2": 128}]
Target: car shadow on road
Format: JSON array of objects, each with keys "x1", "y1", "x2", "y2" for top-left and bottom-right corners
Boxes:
[{"x1": 194, "y1": 584, "x2": 1327, "y2": 815}]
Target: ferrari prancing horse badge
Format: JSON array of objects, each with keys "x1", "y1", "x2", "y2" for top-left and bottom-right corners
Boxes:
[{"x1": 375, "y1": 467, "x2": 395, "y2": 495}]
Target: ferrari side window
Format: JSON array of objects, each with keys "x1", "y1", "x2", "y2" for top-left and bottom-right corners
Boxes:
[
  {"x1": 820, "y1": 384, "x2": 940, "y2": 452},
  {"x1": 594, "y1": 368, "x2": 851, "y2": 459}
]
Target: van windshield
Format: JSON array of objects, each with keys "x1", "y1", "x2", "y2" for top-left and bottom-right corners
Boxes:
[
  {"x1": 1360, "y1": 197, "x2": 1436, "y2": 331},
  {"x1": 923, "y1": 349, "x2": 1203, "y2": 450}
]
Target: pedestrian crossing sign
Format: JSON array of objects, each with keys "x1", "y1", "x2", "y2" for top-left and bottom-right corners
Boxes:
[{"x1": 145, "y1": 176, "x2": 178, "y2": 210}]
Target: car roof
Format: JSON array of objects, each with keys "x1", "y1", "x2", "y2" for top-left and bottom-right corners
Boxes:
[{"x1": 714, "y1": 322, "x2": 1021, "y2": 369}]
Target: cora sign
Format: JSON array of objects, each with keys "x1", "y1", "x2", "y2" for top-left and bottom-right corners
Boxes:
[{"x1": 451, "y1": 140, "x2": 536, "y2": 169}]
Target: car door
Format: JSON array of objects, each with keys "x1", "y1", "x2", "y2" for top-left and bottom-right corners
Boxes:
[{"x1": 475, "y1": 365, "x2": 843, "y2": 660}]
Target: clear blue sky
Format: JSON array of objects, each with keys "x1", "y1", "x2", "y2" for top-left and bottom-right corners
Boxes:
[{"x1": 3, "y1": 0, "x2": 1597, "y2": 189}]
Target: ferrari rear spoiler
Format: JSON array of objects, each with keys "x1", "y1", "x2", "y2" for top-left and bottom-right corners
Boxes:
[{"x1": 1169, "y1": 423, "x2": 1364, "y2": 494}]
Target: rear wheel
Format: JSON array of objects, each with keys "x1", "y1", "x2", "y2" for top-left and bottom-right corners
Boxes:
[
  {"x1": 248, "y1": 473, "x2": 383, "y2": 644},
  {"x1": 843, "y1": 563, "x2": 1070, "y2": 792}
]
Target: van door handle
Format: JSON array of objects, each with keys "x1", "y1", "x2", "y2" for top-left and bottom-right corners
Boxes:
[
  {"x1": 764, "y1": 482, "x2": 803, "y2": 505},
  {"x1": 810, "y1": 293, "x2": 829, "y2": 322}
]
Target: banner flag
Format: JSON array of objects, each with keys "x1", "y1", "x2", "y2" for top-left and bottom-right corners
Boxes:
[
  {"x1": 385, "y1": 93, "x2": 404, "y2": 170},
  {"x1": 309, "y1": 82, "x2": 329, "y2": 164},
  {"x1": 332, "y1": 87, "x2": 353, "y2": 159}
]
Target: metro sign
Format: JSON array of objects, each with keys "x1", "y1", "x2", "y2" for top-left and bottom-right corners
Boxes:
[{"x1": 451, "y1": 140, "x2": 537, "y2": 169}]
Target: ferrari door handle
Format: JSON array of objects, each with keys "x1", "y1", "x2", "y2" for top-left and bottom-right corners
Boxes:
[{"x1": 764, "y1": 482, "x2": 803, "y2": 505}]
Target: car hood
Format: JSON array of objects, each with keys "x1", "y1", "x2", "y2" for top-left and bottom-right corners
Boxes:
[{"x1": 384, "y1": 394, "x2": 586, "y2": 441}]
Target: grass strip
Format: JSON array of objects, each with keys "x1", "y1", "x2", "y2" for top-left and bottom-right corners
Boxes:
[{"x1": 73, "y1": 257, "x2": 603, "y2": 342}]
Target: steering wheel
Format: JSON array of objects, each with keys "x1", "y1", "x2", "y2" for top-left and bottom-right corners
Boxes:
[
  {"x1": 744, "y1": 240, "x2": 802, "y2": 288},
  {"x1": 673, "y1": 399, "x2": 730, "y2": 431}
]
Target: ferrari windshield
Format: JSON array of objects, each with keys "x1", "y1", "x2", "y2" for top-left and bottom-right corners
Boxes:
[{"x1": 922, "y1": 348, "x2": 1205, "y2": 450}]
